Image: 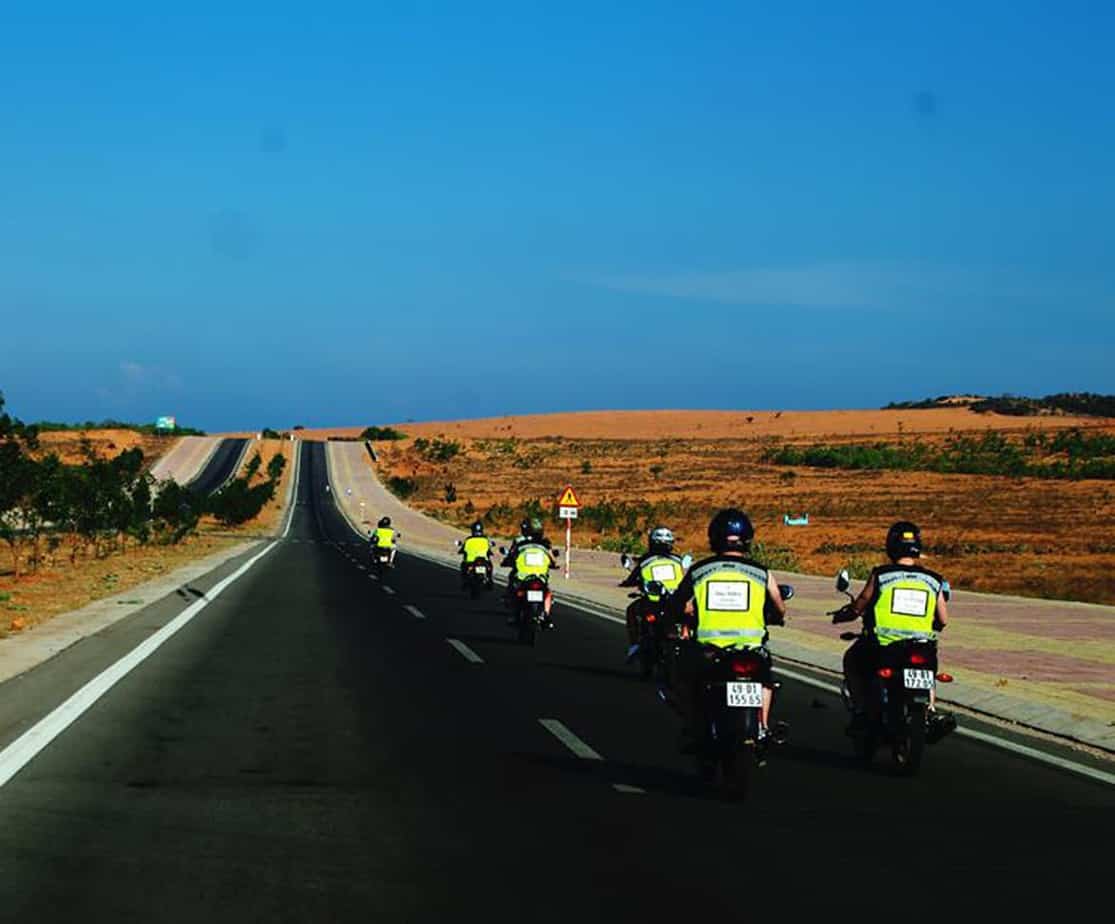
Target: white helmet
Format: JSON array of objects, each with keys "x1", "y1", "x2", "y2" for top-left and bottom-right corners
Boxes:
[{"x1": 648, "y1": 526, "x2": 675, "y2": 551}]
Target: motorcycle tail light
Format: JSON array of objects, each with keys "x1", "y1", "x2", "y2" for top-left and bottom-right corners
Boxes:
[
  {"x1": 909, "y1": 652, "x2": 929, "y2": 665},
  {"x1": 646, "y1": 614, "x2": 657, "y2": 624},
  {"x1": 731, "y1": 659, "x2": 759, "y2": 678},
  {"x1": 936, "y1": 672, "x2": 954, "y2": 683},
  {"x1": 877, "y1": 667, "x2": 895, "y2": 679}
]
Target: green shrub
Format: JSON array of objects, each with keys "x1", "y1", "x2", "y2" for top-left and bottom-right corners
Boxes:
[
  {"x1": 750, "y1": 541, "x2": 800, "y2": 572},
  {"x1": 361, "y1": 426, "x2": 407, "y2": 441},
  {"x1": 386, "y1": 476, "x2": 418, "y2": 499},
  {"x1": 413, "y1": 438, "x2": 461, "y2": 462}
]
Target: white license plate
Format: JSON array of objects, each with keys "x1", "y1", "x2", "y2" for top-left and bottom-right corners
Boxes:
[
  {"x1": 526, "y1": 589, "x2": 545, "y2": 602},
  {"x1": 726, "y1": 682, "x2": 763, "y2": 708},
  {"x1": 474, "y1": 565, "x2": 487, "y2": 573},
  {"x1": 904, "y1": 669, "x2": 935, "y2": 690}
]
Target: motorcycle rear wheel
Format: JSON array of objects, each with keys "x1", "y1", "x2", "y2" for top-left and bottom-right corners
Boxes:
[
  {"x1": 518, "y1": 607, "x2": 537, "y2": 646},
  {"x1": 894, "y1": 703, "x2": 927, "y2": 776}
]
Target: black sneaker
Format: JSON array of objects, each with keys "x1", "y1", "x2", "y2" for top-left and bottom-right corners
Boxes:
[{"x1": 926, "y1": 711, "x2": 957, "y2": 744}]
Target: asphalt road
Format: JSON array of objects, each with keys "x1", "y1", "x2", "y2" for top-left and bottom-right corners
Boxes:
[
  {"x1": 185, "y1": 437, "x2": 248, "y2": 495},
  {"x1": 0, "y1": 441, "x2": 1109, "y2": 921}
]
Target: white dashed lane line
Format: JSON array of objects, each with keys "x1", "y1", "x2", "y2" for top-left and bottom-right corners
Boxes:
[
  {"x1": 447, "y1": 638, "x2": 484, "y2": 663},
  {"x1": 383, "y1": 586, "x2": 396, "y2": 596},
  {"x1": 539, "y1": 719, "x2": 603, "y2": 760},
  {"x1": 405, "y1": 605, "x2": 426, "y2": 620}
]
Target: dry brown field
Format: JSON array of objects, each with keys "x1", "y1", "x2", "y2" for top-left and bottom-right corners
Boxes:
[
  {"x1": 352, "y1": 409, "x2": 1115, "y2": 605},
  {"x1": 33, "y1": 428, "x2": 176, "y2": 466}
]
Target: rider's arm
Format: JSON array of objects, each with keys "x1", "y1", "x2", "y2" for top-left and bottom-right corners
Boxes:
[
  {"x1": 618, "y1": 563, "x2": 642, "y2": 588},
  {"x1": 852, "y1": 572, "x2": 877, "y2": 618},
  {"x1": 934, "y1": 591, "x2": 950, "y2": 630},
  {"x1": 764, "y1": 572, "x2": 786, "y2": 623},
  {"x1": 669, "y1": 572, "x2": 696, "y2": 629}
]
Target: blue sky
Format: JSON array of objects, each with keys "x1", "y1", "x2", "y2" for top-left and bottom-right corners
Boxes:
[{"x1": 2, "y1": 1, "x2": 1113, "y2": 430}]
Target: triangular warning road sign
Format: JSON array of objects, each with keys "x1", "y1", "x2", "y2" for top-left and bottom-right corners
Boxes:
[{"x1": 557, "y1": 485, "x2": 580, "y2": 507}]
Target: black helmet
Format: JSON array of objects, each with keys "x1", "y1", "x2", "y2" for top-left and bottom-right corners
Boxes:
[
  {"x1": 471, "y1": 520, "x2": 484, "y2": 536},
  {"x1": 528, "y1": 517, "x2": 544, "y2": 540},
  {"x1": 378, "y1": 516, "x2": 391, "y2": 528},
  {"x1": 886, "y1": 521, "x2": 921, "y2": 560},
  {"x1": 520, "y1": 518, "x2": 531, "y2": 536},
  {"x1": 708, "y1": 508, "x2": 754, "y2": 553}
]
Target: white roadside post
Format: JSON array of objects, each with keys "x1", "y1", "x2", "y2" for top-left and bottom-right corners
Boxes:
[{"x1": 556, "y1": 485, "x2": 581, "y2": 580}]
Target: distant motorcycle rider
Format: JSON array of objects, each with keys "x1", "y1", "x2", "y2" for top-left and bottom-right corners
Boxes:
[
  {"x1": 459, "y1": 520, "x2": 494, "y2": 588},
  {"x1": 833, "y1": 521, "x2": 950, "y2": 733},
  {"x1": 670, "y1": 508, "x2": 787, "y2": 752},
  {"x1": 501, "y1": 518, "x2": 559, "y2": 626},
  {"x1": 370, "y1": 516, "x2": 399, "y2": 567},
  {"x1": 618, "y1": 526, "x2": 686, "y2": 662}
]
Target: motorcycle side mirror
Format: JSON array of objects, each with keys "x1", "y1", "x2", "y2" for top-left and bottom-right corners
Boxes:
[
  {"x1": 835, "y1": 569, "x2": 850, "y2": 593},
  {"x1": 839, "y1": 631, "x2": 859, "y2": 641},
  {"x1": 620, "y1": 552, "x2": 633, "y2": 570},
  {"x1": 942, "y1": 580, "x2": 952, "y2": 602},
  {"x1": 681, "y1": 554, "x2": 693, "y2": 570},
  {"x1": 778, "y1": 584, "x2": 795, "y2": 602},
  {"x1": 498, "y1": 546, "x2": 507, "y2": 555},
  {"x1": 646, "y1": 580, "x2": 665, "y2": 597}
]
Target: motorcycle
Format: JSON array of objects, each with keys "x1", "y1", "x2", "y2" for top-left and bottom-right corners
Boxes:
[
  {"x1": 465, "y1": 557, "x2": 492, "y2": 598},
  {"x1": 456, "y1": 541, "x2": 493, "y2": 599},
  {"x1": 511, "y1": 574, "x2": 551, "y2": 645},
  {"x1": 691, "y1": 584, "x2": 794, "y2": 798},
  {"x1": 499, "y1": 545, "x2": 557, "y2": 646},
  {"x1": 369, "y1": 543, "x2": 393, "y2": 577},
  {"x1": 627, "y1": 579, "x2": 673, "y2": 682},
  {"x1": 831, "y1": 569, "x2": 957, "y2": 775}
]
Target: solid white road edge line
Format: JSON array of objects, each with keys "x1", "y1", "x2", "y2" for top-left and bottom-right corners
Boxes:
[
  {"x1": 773, "y1": 664, "x2": 1115, "y2": 787},
  {"x1": 446, "y1": 638, "x2": 484, "y2": 663},
  {"x1": 0, "y1": 540, "x2": 279, "y2": 789},
  {"x1": 0, "y1": 449, "x2": 303, "y2": 791},
  {"x1": 405, "y1": 604, "x2": 426, "y2": 620},
  {"x1": 539, "y1": 718, "x2": 604, "y2": 760}
]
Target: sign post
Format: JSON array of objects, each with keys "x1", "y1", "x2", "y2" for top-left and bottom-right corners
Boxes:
[{"x1": 556, "y1": 485, "x2": 580, "y2": 579}]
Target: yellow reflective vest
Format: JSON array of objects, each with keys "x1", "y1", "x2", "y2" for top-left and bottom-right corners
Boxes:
[
  {"x1": 637, "y1": 554, "x2": 685, "y2": 601},
  {"x1": 373, "y1": 527, "x2": 396, "y2": 548},
  {"x1": 462, "y1": 536, "x2": 491, "y2": 561},
  {"x1": 514, "y1": 542, "x2": 553, "y2": 579},
  {"x1": 689, "y1": 556, "x2": 769, "y2": 649},
  {"x1": 870, "y1": 565, "x2": 941, "y2": 646}
]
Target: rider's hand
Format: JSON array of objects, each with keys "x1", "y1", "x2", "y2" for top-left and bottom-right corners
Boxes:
[{"x1": 832, "y1": 603, "x2": 857, "y2": 624}]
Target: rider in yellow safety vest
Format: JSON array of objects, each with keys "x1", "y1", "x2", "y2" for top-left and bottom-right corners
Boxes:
[
  {"x1": 459, "y1": 520, "x2": 494, "y2": 588},
  {"x1": 618, "y1": 525, "x2": 686, "y2": 662},
  {"x1": 369, "y1": 516, "x2": 399, "y2": 566},
  {"x1": 500, "y1": 518, "x2": 559, "y2": 625},
  {"x1": 669, "y1": 508, "x2": 787, "y2": 751},
  {"x1": 833, "y1": 521, "x2": 951, "y2": 732}
]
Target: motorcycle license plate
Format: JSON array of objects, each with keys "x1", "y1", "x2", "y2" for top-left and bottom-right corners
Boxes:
[
  {"x1": 526, "y1": 589, "x2": 545, "y2": 602},
  {"x1": 904, "y1": 669, "x2": 935, "y2": 690},
  {"x1": 726, "y1": 682, "x2": 763, "y2": 708},
  {"x1": 474, "y1": 565, "x2": 487, "y2": 573}
]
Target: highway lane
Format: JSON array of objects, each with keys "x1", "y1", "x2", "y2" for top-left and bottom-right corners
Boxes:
[
  {"x1": 185, "y1": 437, "x2": 249, "y2": 495},
  {"x1": 0, "y1": 441, "x2": 1109, "y2": 921}
]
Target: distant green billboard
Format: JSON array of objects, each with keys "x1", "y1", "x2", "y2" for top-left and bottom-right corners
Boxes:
[{"x1": 155, "y1": 416, "x2": 177, "y2": 431}]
